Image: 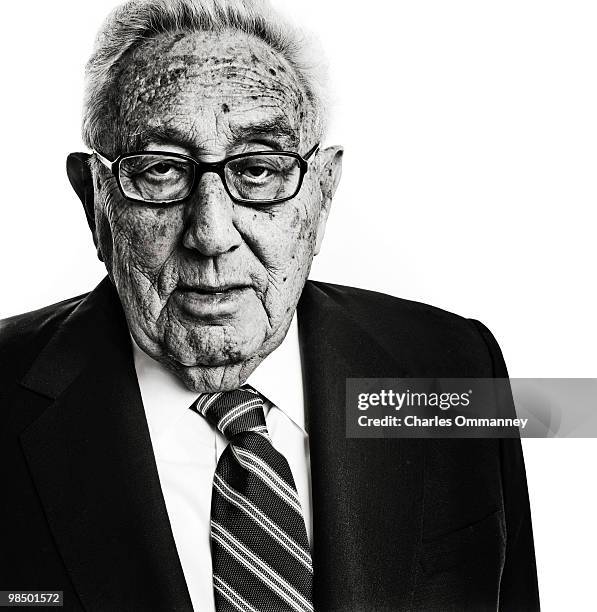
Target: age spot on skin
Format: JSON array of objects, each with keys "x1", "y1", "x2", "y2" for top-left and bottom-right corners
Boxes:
[{"x1": 290, "y1": 207, "x2": 301, "y2": 229}]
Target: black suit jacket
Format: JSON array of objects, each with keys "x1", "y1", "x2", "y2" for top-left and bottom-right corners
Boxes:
[{"x1": 0, "y1": 277, "x2": 539, "y2": 611}]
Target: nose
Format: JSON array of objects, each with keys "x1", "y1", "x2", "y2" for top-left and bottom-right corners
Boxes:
[{"x1": 182, "y1": 172, "x2": 242, "y2": 256}]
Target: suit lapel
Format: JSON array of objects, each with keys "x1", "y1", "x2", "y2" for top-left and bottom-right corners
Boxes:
[
  {"x1": 19, "y1": 278, "x2": 193, "y2": 611},
  {"x1": 298, "y1": 281, "x2": 425, "y2": 611}
]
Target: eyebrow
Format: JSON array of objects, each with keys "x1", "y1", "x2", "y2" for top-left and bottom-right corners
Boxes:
[
  {"x1": 228, "y1": 117, "x2": 300, "y2": 150},
  {"x1": 126, "y1": 125, "x2": 197, "y2": 153},
  {"x1": 126, "y1": 116, "x2": 300, "y2": 154}
]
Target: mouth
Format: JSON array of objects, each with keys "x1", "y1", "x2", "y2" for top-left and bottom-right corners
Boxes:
[
  {"x1": 179, "y1": 282, "x2": 250, "y2": 295},
  {"x1": 172, "y1": 283, "x2": 252, "y2": 318}
]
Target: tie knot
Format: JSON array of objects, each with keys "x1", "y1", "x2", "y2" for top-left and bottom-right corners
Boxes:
[{"x1": 191, "y1": 385, "x2": 267, "y2": 440}]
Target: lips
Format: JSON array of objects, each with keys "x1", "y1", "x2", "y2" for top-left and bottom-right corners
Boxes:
[
  {"x1": 178, "y1": 283, "x2": 249, "y2": 295},
  {"x1": 172, "y1": 283, "x2": 252, "y2": 318}
]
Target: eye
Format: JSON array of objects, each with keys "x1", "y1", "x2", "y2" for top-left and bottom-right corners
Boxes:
[
  {"x1": 240, "y1": 164, "x2": 274, "y2": 180},
  {"x1": 145, "y1": 162, "x2": 179, "y2": 177},
  {"x1": 132, "y1": 159, "x2": 192, "y2": 185}
]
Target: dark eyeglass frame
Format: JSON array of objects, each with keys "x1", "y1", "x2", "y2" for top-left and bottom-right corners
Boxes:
[{"x1": 93, "y1": 142, "x2": 320, "y2": 206}]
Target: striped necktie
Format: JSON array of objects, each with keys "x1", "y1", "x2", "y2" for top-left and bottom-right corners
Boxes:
[{"x1": 190, "y1": 385, "x2": 314, "y2": 612}]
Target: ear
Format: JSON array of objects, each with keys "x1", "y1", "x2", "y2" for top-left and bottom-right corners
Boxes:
[
  {"x1": 66, "y1": 152, "x2": 103, "y2": 261},
  {"x1": 314, "y1": 145, "x2": 343, "y2": 255}
]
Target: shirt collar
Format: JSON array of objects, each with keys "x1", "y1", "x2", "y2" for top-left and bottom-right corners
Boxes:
[
  {"x1": 130, "y1": 312, "x2": 305, "y2": 438},
  {"x1": 246, "y1": 312, "x2": 305, "y2": 434}
]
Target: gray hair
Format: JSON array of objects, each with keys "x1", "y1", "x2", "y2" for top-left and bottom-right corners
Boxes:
[{"x1": 82, "y1": 0, "x2": 328, "y2": 151}]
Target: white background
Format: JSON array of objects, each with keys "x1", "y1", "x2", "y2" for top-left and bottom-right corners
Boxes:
[{"x1": 1, "y1": 1, "x2": 595, "y2": 608}]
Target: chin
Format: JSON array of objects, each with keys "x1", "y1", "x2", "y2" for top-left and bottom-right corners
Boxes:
[
  {"x1": 171, "y1": 350, "x2": 242, "y2": 368},
  {"x1": 170, "y1": 362, "x2": 249, "y2": 394},
  {"x1": 162, "y1": 324, "x2": 266, "y2": 366}
]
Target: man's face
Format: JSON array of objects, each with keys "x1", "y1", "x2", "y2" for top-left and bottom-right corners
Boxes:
[{"x1": 92, "y1": 30, "x2": 342, "y2": 392}]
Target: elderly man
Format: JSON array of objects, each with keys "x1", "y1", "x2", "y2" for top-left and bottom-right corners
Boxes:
[{"x1": 0, "y1": 0, "x2": 539, "y2": 610}]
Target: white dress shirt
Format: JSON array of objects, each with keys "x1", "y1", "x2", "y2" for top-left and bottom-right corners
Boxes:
[{"x1": 131, "y1": 314, "x2": 311, "y2": 612}]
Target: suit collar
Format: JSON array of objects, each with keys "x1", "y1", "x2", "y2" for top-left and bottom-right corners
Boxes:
[
  {"x1": 20, "y1": 276, "x2": 400, "y2": 405},
  {"x1": 20, "y1": 276, "x2": 126, "y2": 400}
]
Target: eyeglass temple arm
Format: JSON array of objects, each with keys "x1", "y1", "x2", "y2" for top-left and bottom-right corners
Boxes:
[
  {"x1": 304, "y1": 143, "x2": 320, "y2": 162},
  {"x1": 93, "y1": 150, "x2": 114, "y2": 171}
]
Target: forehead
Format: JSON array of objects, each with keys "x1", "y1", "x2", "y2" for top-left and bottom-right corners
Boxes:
[{"x1": 113, "y1": 30, "x2": 309, "y2": 152}]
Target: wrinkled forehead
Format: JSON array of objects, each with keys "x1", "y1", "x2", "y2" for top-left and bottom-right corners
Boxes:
[{"x1": 111, "y1": 30, "x2": 311, "y2": 154}]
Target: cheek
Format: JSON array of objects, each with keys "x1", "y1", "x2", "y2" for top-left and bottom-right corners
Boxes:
[
  {"x1": 239, "y1": 189, "x2": 320, "y2": 285},
  {"x1": 107, "y1": 201, "x2": 184, "y2": 270},
  {"x1": 283, "y1": 185, "x2": 322, "y2": 262}
]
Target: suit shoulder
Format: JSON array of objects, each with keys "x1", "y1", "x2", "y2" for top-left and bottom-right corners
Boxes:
[
  {"x1": 0, "y1": 294, "x2": 88, "y2": 378},
  {"x1": 308, "y1": 280, "x2": 507, "y2": 376},
  {"x1": 309, "y1": 280, "x2": 470, "y2": 326},
  {"x1": 313, "y1": 280, "x2": 450, "y2": 310}
]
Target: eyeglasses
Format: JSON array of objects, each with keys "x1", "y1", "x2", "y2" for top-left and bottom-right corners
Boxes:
[{"x1": 93, "y1": 143, "x2": 320, "y2": 206}]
